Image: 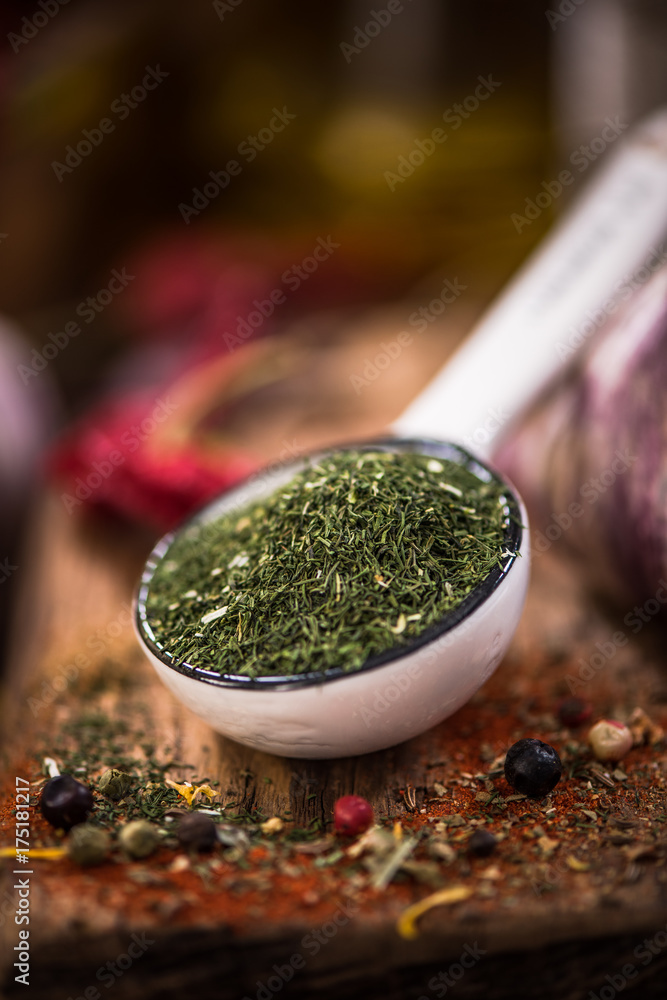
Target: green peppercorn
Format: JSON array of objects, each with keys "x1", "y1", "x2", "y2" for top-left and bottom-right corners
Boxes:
[
  {"x1": 119, "y1": 820, "x2": 159, "y2": 859},
  {"x1": 67, "y1": 824, "x2": 110, "y2": 866}
]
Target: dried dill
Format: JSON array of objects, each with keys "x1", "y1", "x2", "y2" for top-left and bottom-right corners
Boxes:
[{"x1": 145, "y1": 449, "x2": 515, "y2": 678}]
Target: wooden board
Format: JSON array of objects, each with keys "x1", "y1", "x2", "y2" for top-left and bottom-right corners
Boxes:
[{"x1": 2, "y1": 487, "x2": 667, "y2": 1000}]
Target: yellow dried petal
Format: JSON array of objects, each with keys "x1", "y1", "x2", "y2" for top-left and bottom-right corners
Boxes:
[
  {"x1": 165, "y1": 780, "x2": 217, "y2": 807},
  {"x1": 261, "y1": 817, "x2": 284, "y2": 835},
  {"x1": 166, "y1": 779, "x2": 197, "y2": 805},
  {"x1": 396, "y1": 886, "x2": 472, "y2": 939},
  {"x1": 0, "y1": 847, "x2": 66, "y2": 860},
  {"x1": 192, "y1": 784, "x2": 217, "y2": 805}
]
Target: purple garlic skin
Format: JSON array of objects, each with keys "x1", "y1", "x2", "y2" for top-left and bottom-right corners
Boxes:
[{"x1": 495, "y1": 263, "x2": 667, "y2": 609}]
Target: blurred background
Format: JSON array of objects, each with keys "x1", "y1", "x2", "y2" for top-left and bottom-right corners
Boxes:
[{"x1": 1, "y1": 0, "x2": 667, "y2": 663}]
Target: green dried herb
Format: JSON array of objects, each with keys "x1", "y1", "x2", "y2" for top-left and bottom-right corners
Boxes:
[
  {"x1": 145, "y1": 449, "x2": 515, "y2": 678},
  {"x1": 99, "y1": 768, "x2": 134, "y2": 801}
]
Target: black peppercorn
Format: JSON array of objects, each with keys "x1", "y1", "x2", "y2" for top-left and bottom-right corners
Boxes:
[
  {"x1": 467, "y1": 828, "x2": 497, "y2": 858},
  {"x1": 177, "y1": 813, "x2": 217, "y2": 852},
  {"x1": 504, "y1": 738, "x2": 562, "y2": 799},
  {"x1": 39, "y1": 774, "x2": 94, "y2": 830}
]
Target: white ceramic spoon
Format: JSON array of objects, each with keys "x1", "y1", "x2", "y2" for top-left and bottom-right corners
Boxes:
[{"x1": 135, "y1": 110, "x2": 667, "y2": 759}]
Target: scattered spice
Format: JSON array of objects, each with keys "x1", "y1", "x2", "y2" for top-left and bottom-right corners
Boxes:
[
  {"x1": 400, "y1": 786, "x2": 418, "y2": 813},
  {"x1": 427, "y1": 839, "x2": 456, "y2": 864},
  {"x1": 5, "y1": 674, "x2": 667, "y2": 950},
  {"x1": 144, "y1": 449, "x2": 515, "y2": 677},
  {"x1": 370, "y1": 834, "x2": 419, "y2": 890},
  {"x1": 627, "y1": 707, "x2": 664, "y2": 747}
]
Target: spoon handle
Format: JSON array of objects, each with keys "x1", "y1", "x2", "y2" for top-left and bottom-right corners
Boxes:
[{"x1": 393, "y1": 108, "x2": 667, "y2": 458}]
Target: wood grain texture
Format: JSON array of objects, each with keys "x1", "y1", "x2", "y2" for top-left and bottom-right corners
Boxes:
[{"x1": 2, "y1": 488, "x2": 667, "y2": 999}]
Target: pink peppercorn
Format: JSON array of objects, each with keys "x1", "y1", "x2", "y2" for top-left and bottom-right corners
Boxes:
[
  {"x1": 588, "y1": 719, "x2": 633, "y2": 762},
  {"x1": 557, "y1": 696, "x2": 593, "y2": 728},
  {"x1": 333, "y1": 795, "x2": 374, "y2": 836}
]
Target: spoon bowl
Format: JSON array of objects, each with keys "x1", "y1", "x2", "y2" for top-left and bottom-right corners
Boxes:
[
  {"x1": 134, "y1": 438, "x2": 529, "y2": 758},
  {"x1": 135, "y1": 112, "x2": 667, "y2": 758}
]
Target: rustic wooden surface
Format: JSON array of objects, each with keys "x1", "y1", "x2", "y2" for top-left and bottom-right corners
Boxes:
[
  {"x1": 2, "y1": 488, "x2": 667, "y2": 999},
  {"x1": 2, "y1": 305, "x2": 667, "y2": 999}
]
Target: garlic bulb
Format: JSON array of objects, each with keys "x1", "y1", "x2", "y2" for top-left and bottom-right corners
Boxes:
[{"x1": 495, "y1": 262, "x2": 667, "y2": 609}]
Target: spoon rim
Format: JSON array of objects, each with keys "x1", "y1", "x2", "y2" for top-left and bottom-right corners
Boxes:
[{"x1": 134, "y1": 437, "x2": 523, "y2": 692}]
